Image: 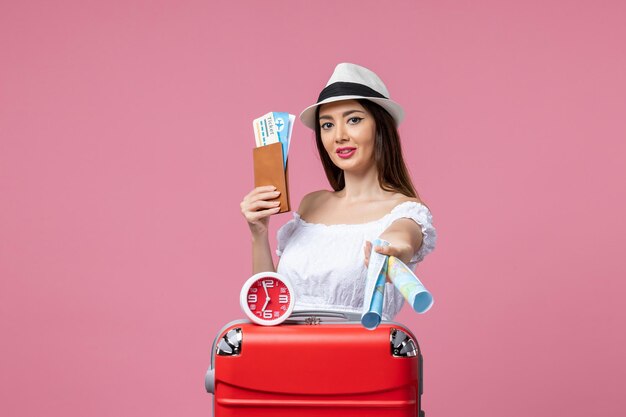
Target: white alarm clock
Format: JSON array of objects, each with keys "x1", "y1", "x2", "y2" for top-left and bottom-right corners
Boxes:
[{"x1": 240, "y1": 272, "x2": 295, "y2": 326}]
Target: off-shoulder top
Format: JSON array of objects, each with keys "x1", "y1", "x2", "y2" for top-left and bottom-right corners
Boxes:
[{"x1": 276, "y1": 201, "x2": 436, "y2": 320}]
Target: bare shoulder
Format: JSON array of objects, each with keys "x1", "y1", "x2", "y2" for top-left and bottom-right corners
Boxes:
[
  {"x1": 298, "y1": 190, "x2": 333, "y2": 217},
  {"x1": 384, "y1": 195, "x2": 426, "y2": 242},
  {"x1": 384, "y1": 195, "x2": 428, "y2": 234},
  {"x1": 387, "y1": 194, "x2": 426, "y2": 210}
]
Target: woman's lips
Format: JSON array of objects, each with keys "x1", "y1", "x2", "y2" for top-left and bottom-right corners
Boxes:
[{"x1": 336, "y1": 147, "x2": 356, "y2": 159}]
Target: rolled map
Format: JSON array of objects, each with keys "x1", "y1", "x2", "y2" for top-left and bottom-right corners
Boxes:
[
  {"x1": 387, "y1": 256, "x2": 434, "y2": 313},
  {"x1": 361, "y1": 239, "x2": 435, "y2": 330},
  {"x1": 361, "y1": 239, "x2": 389, "y2": 330}
]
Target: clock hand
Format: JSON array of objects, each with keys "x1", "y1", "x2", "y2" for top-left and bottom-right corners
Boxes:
[
  {"x1": 263, "y1": 281, "x2": 269, "y2": 298},
  {"x1": 261, "y1": 281, "x2": 271, "y2": 312}
]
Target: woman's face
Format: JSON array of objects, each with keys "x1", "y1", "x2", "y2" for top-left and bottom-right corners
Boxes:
[{"x1": 318, "y1": 100, "x2": 376, "y2": 174}]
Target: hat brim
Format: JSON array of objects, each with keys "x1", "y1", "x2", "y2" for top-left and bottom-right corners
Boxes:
[{"x1": 299, "y1": 95, "x2": 405, "y2": 130}]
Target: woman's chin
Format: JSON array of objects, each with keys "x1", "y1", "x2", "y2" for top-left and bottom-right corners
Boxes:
[{"x1": 334, "y1": 160, "x2": 374, "y2": 175}]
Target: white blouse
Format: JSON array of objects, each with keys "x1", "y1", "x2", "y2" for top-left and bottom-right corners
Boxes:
[{"x1": 276, "y1": 201, "x2": 436, "y2": 320}]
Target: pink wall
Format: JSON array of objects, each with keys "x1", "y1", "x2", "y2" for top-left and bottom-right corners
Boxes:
[{"x1": 1, "y1": 1, "x2": 625, "y2": 416}]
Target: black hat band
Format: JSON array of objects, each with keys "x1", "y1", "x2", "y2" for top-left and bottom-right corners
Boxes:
[{"x1": 317, "y1": 82, "x2": 387, "y2": 103}]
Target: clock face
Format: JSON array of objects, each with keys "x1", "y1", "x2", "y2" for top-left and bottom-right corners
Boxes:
[{"x1": 240, "y1": 272, "x2": 295, "y2": 326}]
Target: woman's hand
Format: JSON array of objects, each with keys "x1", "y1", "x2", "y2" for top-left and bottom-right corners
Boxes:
[
  {"x1": 365, "y1": 218, "x2": 423, "y2": 268},
  {"x1": 363, "y1": 241, "x2": 398, "y2": 283},
  {"x1": 240, "y1": 186, "x2": 281, "y2": 236},
  {"x1": 363, "y1": 240, "x2": 414, "y2": 268},
  {"x1": 363, "y1": 232, "x2": 414, "y2": 282}
]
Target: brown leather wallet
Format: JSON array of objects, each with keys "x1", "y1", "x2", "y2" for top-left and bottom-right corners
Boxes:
[{"x1": 252, "y1": 142, "x2": 290, "y2": 213}]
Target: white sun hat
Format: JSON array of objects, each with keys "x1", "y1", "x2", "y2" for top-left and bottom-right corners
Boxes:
[{"x1": 299, "y1": 63, "x2": 405, "y2": 130}]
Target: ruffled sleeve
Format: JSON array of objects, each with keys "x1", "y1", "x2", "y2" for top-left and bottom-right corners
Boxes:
[
  {"x1": 276, "y1": 213, "x2": 300, "y2": 256},
  {"x1": 382, "y1": 202, "x2": 437, "y2": 264}
]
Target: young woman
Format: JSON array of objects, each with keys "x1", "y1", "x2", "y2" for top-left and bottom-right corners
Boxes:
[{"x1": 240, "y1": 63, "x2": 436, "y2": 320}]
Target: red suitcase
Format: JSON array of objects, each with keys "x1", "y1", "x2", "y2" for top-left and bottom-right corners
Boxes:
[{"x1": 205, "y1": 313, "x2": 425, "y2": 417}]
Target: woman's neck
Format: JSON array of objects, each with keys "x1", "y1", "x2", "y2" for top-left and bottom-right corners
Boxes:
[{"x1": 339, "y1": 166, "x2": 388, "y2": 203}]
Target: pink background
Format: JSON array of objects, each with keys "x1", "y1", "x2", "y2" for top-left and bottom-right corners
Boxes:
[{"x1": 1, "y1": 1, "x2": 625, "y2": 416}]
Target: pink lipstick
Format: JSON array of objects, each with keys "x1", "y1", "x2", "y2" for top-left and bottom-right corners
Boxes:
[{"x1": 336, "y1": 147, "x2": 356, "y2": 159}]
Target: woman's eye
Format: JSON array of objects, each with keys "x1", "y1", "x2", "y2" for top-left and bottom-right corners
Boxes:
[
  {"x1": 320, "y1": 122, "x2": 333, "y2": 130},
  {"x1": 348, "y1": 117, "x2": 363, "y2": 124}
]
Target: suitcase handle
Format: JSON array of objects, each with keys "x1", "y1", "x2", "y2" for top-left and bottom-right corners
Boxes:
[
  {"x1": 286, "y1": 310, "x2": 362, "y2": 323},
  {"x1": 205, "y1": 369, "x2": 214, "y2": 393}
]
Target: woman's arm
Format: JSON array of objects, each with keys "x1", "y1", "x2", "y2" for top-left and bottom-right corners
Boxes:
[
  {"x1": 365, "y1": 218, "x2": 424, "y2": 267},
  {"x1": 241, "y1": 185, "x2": 282, "y2": 273},
  {"x1": 251, "y1": 230, "x2": 276, "y2": 273}
]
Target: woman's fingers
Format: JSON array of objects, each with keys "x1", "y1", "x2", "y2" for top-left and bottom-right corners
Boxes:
[
  {"x1": 374, "y1": 244, "x2": 411, "y2": 263},
  {"x1": 240, "y1": 187, "x2": 281, "y2": 217},
  {"x1": 247, "y1": 206, "x2": 281, "y2": 222},
  {"x1": 250, "y1": 185, "x2": 276, "y2": 194},
  {"x1": 366, "y1": 242, "x2": 410, "y2": 283},
  {"x1": 247, "y1": 199, "x2": 281, "y2": 212},
  {"x1": 374, "y1": 245, "x2": 395, "y2": 256},
  {"x1": 240, "y1": 186, "x2": 281, "y2": 234},
  {"x1": 373, "y1": 245, "x2": 386, "y2": 254},
  {"x1": 248, "y1": 186, "x2": 280, "y2": 199},
  {"x1": 363, "y1": 240, "x2": 372, "y2": 268},
  {"x1": 241, "y1": 189, "x2": 280, "y2": 207},
  {"x1": 243, "y1": 201, "x2": 280, "y2": 221},
  {"x1": 253, "y1": 190, "x2": 281, "y2": 202},
  {"x1": 364, "y1": 241, "x2": 372, "y2": 259}
]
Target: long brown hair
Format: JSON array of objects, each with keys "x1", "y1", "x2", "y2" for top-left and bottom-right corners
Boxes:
[{"x1": 314, "y1": 99, "x2": 418, "y2": 198}]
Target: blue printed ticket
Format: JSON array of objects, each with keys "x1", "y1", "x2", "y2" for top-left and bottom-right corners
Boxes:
[
  {"x1": 253, "y1": 112, "x2": 294, "y2": 169},
  {"x1": 253, "y1": 112, "x2": 279, "y2": 147}
]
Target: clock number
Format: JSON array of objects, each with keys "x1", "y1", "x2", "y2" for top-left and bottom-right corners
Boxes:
[
  {"x1": 263, "y1": 279, "x2": 274, "y2": 288},
  {"x1": 279, "y1": 295, "x2": 289, "y2": 303},
  {"x1": 248, "y1": 294, "x2": 257, "y2": 303},
  {"x1": 263, "y1": 310, "x2": 272, "y2": 319}
]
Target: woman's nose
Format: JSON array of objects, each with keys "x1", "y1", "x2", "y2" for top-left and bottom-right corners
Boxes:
[{"x1": 334, "y1": 124, "x2": 348, "y2": 142}]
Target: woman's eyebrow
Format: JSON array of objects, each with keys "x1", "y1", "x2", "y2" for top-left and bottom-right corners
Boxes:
[{"x1": 319, "y1": 110, "x2": 365, "y2": 120}]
